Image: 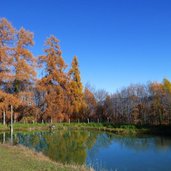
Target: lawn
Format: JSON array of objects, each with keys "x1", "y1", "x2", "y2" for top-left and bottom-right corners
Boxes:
[{"x1": 0, "y1": 144, "x2": 92, "y2": 171}]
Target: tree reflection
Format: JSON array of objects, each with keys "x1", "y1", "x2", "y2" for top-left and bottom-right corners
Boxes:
[
  {"x1": 0, "y1": 130, "x2": 171, "y2": 165},
  {"x1": 43, "y1": 130, "x2": 98, "y2": 164},
  {"x1": 6, "y1": 130, "x2": 98, "y2": 164}
]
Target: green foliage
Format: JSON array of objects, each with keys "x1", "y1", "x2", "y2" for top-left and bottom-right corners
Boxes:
[{"x1": 120, "y1": 125, "x2": 137, "y2": 129}]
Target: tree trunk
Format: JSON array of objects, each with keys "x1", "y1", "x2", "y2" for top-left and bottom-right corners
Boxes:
[
  {"x1": 10, "y1": 105, "x2": 13, "y2": 145},
  {"x1": 3, "y1": 111, "x2": 6, "y2": 125},
  {"x1": 10, "y1": 105, "x2": 13, "y2": 133}
]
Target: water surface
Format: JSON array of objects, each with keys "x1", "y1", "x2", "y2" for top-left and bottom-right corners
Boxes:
[{"x1": 1, "y1": 130, "x2": 171, "y2": 171}]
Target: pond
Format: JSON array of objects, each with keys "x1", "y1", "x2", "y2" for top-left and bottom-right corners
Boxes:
[{"x1": 1, "y1": 129, "x2": 171, "y2": 171}]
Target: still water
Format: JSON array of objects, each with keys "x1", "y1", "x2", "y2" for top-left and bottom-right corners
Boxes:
[{"x1": 1, "y1": 130, "x2": 171, "y2": 171}]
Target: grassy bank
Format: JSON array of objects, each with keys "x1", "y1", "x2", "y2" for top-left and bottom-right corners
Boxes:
[
  {"x1": 0, "y1": 122, "x2": 171, "y2": 136},
  {"x1": 0, "y1": 123, "x2": 49, "y2": 132},
  {"x1": 0, "y1": 144, "x2": 92, "y2": 171},
  {"x1": 53, "y1": 123, "x2": 171, "y2": 136}
]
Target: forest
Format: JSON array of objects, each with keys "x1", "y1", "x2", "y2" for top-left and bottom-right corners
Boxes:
[{"x1": 0, "y1": 17, "x2": 171, "y2": 126}]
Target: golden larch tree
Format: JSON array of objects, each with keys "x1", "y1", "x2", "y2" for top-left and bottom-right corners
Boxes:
[
  {"x1": 38, "y1": 35, "x2": 68, "y2": 122},
  {"x1": 68, "y1": 56, "x2": 84, "y2": 119}
]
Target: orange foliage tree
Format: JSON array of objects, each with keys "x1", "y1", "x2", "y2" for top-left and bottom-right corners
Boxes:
[
  {"x1": 1, "y1": 17, "x2": 171, "y2": 126},
  {"x1": 68, "y1": 56, "x2": 84, "y2": 119},
  {"x1": 0, "y1": 90, "x2": 21, "y2": 125},
  {"x1": 38, "y1": 36, "x2": 68, "y2": 122},
  {"x1": 0, "y1": 18, "x2": 15, "y2": 92}
]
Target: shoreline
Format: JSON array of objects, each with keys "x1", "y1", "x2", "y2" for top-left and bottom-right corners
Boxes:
[{"x1": 0, "y1": 123, "x2": 170, "y2": 136}]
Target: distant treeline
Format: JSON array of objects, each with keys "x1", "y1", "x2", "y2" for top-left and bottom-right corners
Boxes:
[
  {"x1": 93, "y1": 81, "x2": 171, "y2": 125},
  {"x1": 0, "y1": 18, "x2": 171, "y2": 126}
]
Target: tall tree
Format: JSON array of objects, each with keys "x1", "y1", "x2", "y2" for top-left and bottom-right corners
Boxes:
[
  {"x1": 162, "y1": 79, "x2": 171, "y2": 124},
  {"x1": 0, "y1": 18, "x2": 15, "y2": 92},
  {"x1": 68, "y1": 56, "x2": 84, "y2": 119},
  {"x1": 0, "y1": 18, "x2": 15, "y2": 124},
  {"x1": 38, "y1": 36, "x2": 67, "y2": 122},
  {"x1": 12, "y1": 28, "x2": 36, "y2": 93}
]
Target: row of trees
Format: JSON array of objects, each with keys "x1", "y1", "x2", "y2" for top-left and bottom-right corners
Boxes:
[
  {"x1": 0, "y1": 18, "x2": 171, "y2": 125},
  {"x1": 92, "y1": 79, "x2": 171, "y2": 125},
  {"x1": 0, "y1": 18, "x2": 87, "y2": 124}
]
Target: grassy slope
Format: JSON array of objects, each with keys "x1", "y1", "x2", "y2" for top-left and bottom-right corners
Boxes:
[{"x1": 0, "y1": 144, "x2": 91, "y2": 171}]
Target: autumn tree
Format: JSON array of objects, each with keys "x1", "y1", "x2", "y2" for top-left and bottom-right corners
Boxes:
[
  {"x1": 0, "y1": 90, "x2": 21, "y2": 125},
  {"x1": 0, "y1": 18, "x2": 15, "y2": 92},
  {"x1": 9, "y1": 28, "x2": 36, "y2": 122},
  {"x1": 38, "y1": 36, "x2": 68, "y2": 122},
  {"x1": 83, "y1": 88, "x2": 96, "y2": 122},
  {"x1": 148, "y1": 82, "x2": 165, "y2": 125},
  {"x1": 0, "y1": 18, "x2": 16, "y2": 124},
  {"x1": 12, "y1": 28, "x2": 36, "y2": 92},
  {"x1": 68, "y1": 56, "x2": 84, "y2": 119},
  {"x1": 162, "y1": 78, "x2": 171, "y2": 124}
]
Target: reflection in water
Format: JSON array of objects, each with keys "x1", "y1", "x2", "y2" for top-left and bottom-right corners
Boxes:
[
  {"x1": 10, "y1": 129, "x2": 13, "y2": 145},
  {"x1": 1, "y1": 130, "x2": 171, "y2": 171}
]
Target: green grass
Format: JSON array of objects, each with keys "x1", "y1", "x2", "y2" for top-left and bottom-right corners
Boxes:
[
  {"x1": 0, "y1": 122, "x2": 170, "y2": 136},
  {"x1": 53, "y1": 122, "x2": 171, "y2": 136},
  {"x1": 0, "y1": 144, "x2": 92, "y2": 171},
  {"x1": 0, "y1": 123, "x2": 49, "y2": 132},
  {"x1": 51, "y1": 122, "x2": 147, "y2": 135}
]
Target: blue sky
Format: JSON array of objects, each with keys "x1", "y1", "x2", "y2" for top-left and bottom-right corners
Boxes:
[{"x1": 0, "y1": 0, "x2": 171, "y2": 92}]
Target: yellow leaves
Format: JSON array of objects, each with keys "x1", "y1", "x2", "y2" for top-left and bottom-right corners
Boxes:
[
  {"x1": 0, "y1": 18, "x2": 86, "y2": 121},
  {"x1": 45, "y1": 35, "x2": 61, "y2": 53},
  {"x1": 0, "y1": 90, "x2": 21, "y2": 110},
  {"x1": 84, "y1": 88, "x2": 97, "y2": 108},
  {"x1": 149, "y1": 82, "x2": 165, "y2": 96},
  {"x1": 163, "y1": 78, "x2": 171, "y2": 94},
  {"x1": 58, "y1": 56, "x2": 67, "y2": 70},
  {"x1": 0, "y1": 19, "x2": 34, "y2": 114},
  {"x1": 0, "y1": 18, "x2": 15, "y2": 84},
  {"x1": 17, "y1": 28, "x2": 34, "y2": 47},
  {"x1": 15, "y1": 59, "x2": 36, "y2": 81},
  {"x1": 13, "y1": 28, "x2": 36, "y2": 83},
  {"x1": 0, "y1": 18, "x2": 36, "y2": 100},
  {"x1": 0, "y1": 18, "x2": 15, "y2": 44}
]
